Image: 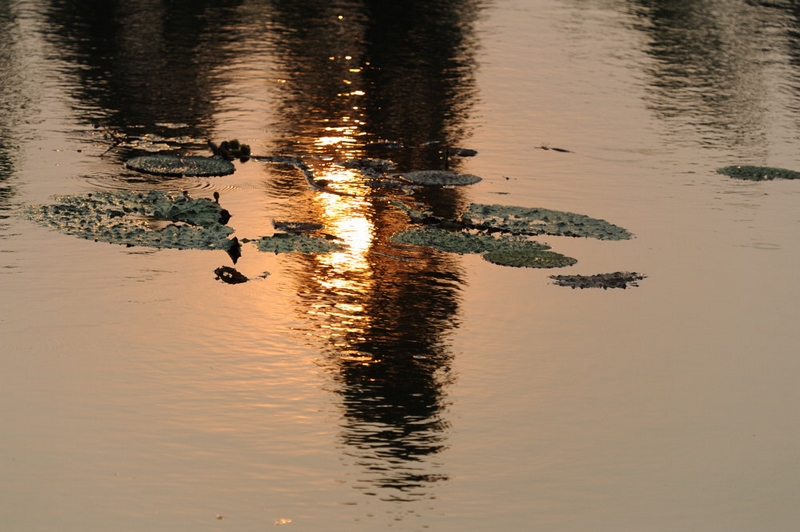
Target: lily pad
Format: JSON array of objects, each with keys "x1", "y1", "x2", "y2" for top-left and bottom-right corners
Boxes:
[
  {"x1": 550, "y1": 271, "x2": 646, "y2": 289},
  {"x1": 390, "y1": 227, "x2": 574, "y2": 268},
  {"x1": 251, "y1": 233, "x2": 344, "y2": 254},
  {"x1": 126, "y1": 154, "x2": 235, "y2": 177},
  {"x1": 716, "y1": 165, "x2": 800, "y2": 181},
  {"x1": 22, "y1": 190, "x2": 234, "y2": 250},
  {"x1": 483, "y1": 247, "x2": 576, "y2": 268},
  {"x1": 398, "y1": 170, "x2": 482, "y2": 186},
  {"x1": 461, "y1": 203, "x2": 633, "y2": 240}
]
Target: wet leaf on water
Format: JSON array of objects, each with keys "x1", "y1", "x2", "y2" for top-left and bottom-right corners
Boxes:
[
  {"x1": 398, "y1": 170, "x2": 482, "y2": 186},
  {"x1": 253, "y1": 233, "x2": 344, "y2": 254},
  {"x1": 550, "y1": 271, "x2": 646, "y2": 289},
  {"x1": 482, "y1": 247, "x2": 577, "y2": 268},
  {"x1": 272, "y1": 220, "x2": 325, "y2": 233},
  {"x1": 22, "y1": 190, "x2": 234, "y2": 250},
  {"x1": 461, "y1": 203, "x2": 633, "y2": 240},
  {"x1": 390, "y1": 227, "x2": 573, "y2": 268},
  {"x1": 125, "y1": 154, "x2": 235, "y2": 177},
  {"x1": 716, "y1": 165, "x2": 800, "y2": 181}
]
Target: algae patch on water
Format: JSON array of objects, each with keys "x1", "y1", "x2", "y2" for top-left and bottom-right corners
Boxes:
[
  {"x1": 22, "y1": 190, "x2": 234, "y2": 250},
  {"x1": 126, "y1": 154, "x2": 235, "y2": 177},
  {"x1": 461, "y1": 203, "x2": 633, "y2": 240},
  {"x1": 390, "y1": 227, "x2": 575, "y2": 268}
]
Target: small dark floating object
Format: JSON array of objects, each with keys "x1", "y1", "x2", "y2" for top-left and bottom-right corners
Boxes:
[
  {"x1": 226, "y1": 237, "x2": 242, "y2": 264},
  {"x1": 399, "y1": 170, "x2": 482, "y2": 186},
  {"x1": 446, "y1": 147, "x2": 478, "y2": 157},
  {"x1": 550, "y1": 271, "x2": 646, "y2": 289},
  {"x1": 717, "y1": 165, "x2": 800, "y2": 181},
  {"x1": 214, "y1": 266, "x2": 248, "y2": 284},
  {"x1": 126, "y1": 154, "x2": 235, "y2": 177}
]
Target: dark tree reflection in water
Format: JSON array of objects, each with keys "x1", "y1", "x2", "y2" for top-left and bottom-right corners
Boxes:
[
  {"x1": 263, "y1": 0, "x2": 485, "y2": 501},
  {"x1": 34, "y1": 0, "x2": 488, "y2": 505}
]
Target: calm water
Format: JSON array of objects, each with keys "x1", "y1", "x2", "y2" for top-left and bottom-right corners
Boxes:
[{"x1": 2, "y1": 0, "x2": 800, "y2": 530}]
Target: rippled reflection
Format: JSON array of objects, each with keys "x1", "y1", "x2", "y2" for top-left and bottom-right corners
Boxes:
[
  {"x1": 0, "y1": 2, "x2": 40, "y2": 240},
  {"x1": 630, "y1": 0, "x2": 799, "y2": 152},
  {"x1": 263, "y1": 0, "x2": 485, "y2": 500},
  {"x1": 31, "y1": 0, "x2": 486, "y2": 505}
]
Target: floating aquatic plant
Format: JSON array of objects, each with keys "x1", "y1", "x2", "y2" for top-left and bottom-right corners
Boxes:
[
  {"x1": 125, "y1": 154, "x2": 235, "y2": 177},
  {"x1": 249, "y1": 233, "x2": 344, "y2": 254},
  {"x1": 22, "y1": 190, "x2": 234, "y2": 250},
  {"x1": 272, "y1": 220, "x2": 325, "y2": 233},
  {"x1": 461, "y1": 203, "x2": 633, "y2": 240},
  {"x1": 398, "y1": 170, "x2": 482, "y2": 186},
  {"x1": 716, "y1": 165, "x2": 800, "y2": 181},
  {"x1": 390, "y1": 227, "x2": 574, "y2": 268},
  {"x1": 550, "y1": 271, "x2": 646, "y2": 289}
]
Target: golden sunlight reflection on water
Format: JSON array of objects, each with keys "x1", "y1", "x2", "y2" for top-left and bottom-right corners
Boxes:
[{"x1": 3, "y1": 0, "x2": 800, "y2": 530}]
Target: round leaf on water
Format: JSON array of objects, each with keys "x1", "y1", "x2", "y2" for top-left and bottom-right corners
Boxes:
[
  {"x1": 126, "y1": 154, "x2": 235, "y2": 177},
  {"x1": 716, "y1": 165, "x2": 800, "y2": 181},
  {"x1": 253, "y1": 233, "x2": 344, "y2": 254},
  {"x1": 483, "y1": 248, "x2": 577, "y2": 268},
  {"x1": 398, "y1": 170, "x2": 482, "y2": 186},
  {"x1": 462, "y1": 203, "x2": 633, "y2": 240}
]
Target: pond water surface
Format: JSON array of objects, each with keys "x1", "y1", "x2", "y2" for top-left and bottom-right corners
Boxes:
[{"x1": 2, "y1": 0, "x2": 800, "y2": 530}]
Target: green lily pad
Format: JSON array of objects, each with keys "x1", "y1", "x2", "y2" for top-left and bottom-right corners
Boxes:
[
  {"x1": 22, "y1": 190, "x2": 234, "y2": 250},
  {"x1": 390, "y1": 227, "x2": 574, "y2": 268},
  {"x1": 461, "y1": 203, "x2": 633, "y2": 240},
  {"x1": 550, "y1": 271, "x2": 646, "y2": 289},
  {"x1": 716, "y1": 165, "x2": 800, "y2": 181},
  {"x1": 398, "y1": 170, "x2": 482, "y2": 186},
  {"x1": 126, "y1": 154, "x2": 235, "y2": 177},
  {"x1": 251, "y1": 233, "x2": 344, "y2": 254},
  {"x1": 483, "y1": 247, "x2": 577, "y2": 268}
]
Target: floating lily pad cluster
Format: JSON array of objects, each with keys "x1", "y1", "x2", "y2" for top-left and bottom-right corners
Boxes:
[
  {"x1": 462, "y1": 203, "x2": 633, "y2": 240},
  {"x1": 22, "y1": 190, "x2": 234, "y2": 250},
  {"x1": 717, "y1": 165, "x2": 800, "y2": 181},
  {"x1": 391, "y1": 201, "x2": 634, "y2": 269},
  {"x1": 390, "y1": 227, "x2": 577, "y2": 268}
]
